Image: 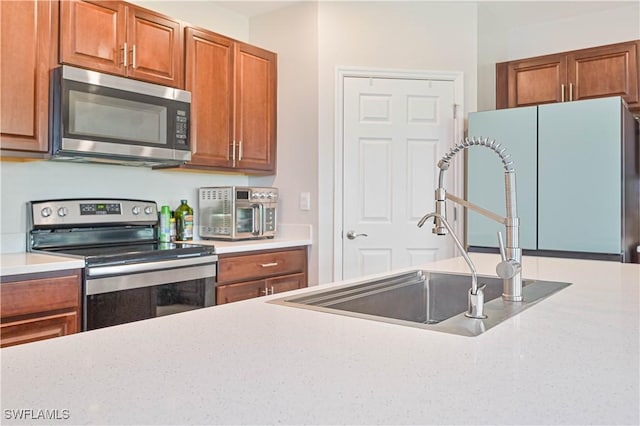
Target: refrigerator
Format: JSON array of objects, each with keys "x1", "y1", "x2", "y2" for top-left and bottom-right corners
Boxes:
[{"x1": 467, "y1": 96, "x2": 639, "y2": 262}]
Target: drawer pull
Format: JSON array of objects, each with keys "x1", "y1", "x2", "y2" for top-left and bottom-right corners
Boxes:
[{"x1": 260, "y1": 262, "x2": 279, "y2": 268}]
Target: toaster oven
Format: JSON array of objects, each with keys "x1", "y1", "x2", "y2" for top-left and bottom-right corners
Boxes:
[{"x1": 199, "y1": 187, "x2": 278, "y2": 240}]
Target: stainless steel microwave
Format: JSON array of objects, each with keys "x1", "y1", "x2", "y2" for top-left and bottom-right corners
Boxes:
[
  {"x1": 199, "y1": 187, "x2": 278, "y2": 240},
  {"x1": 50, "y1": 65, "x2": 191, "y2": 167}
]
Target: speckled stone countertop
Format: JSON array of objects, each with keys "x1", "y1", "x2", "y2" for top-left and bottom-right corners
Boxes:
[
  {"x1": 1, "y1": 253, "x2": 638, "y2": 425},
  {"x1": 0, "y1": 225, "x2": 312, "y2": 277}
]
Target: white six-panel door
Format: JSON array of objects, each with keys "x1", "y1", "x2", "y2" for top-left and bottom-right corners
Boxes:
[{"x1": 342, "y1": 77, "x2": 456, "y2": 279}]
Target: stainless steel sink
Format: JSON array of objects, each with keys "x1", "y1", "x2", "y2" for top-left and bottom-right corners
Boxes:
[{"x1": 269, "y1": 270, "x2": 571, "y2": 337}]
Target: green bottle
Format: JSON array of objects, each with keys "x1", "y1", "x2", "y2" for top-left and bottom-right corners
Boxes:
[
  {"x1": 158, "y1": 205, "x2": 172, "y2": 243},
  {"x1": 175, "y1": 199, "x2": 194, "y2": 241}
]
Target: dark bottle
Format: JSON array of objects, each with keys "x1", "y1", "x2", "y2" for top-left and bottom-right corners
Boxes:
[{"x1": 175, "y1": 199, "x2": 194, "y2": 241}]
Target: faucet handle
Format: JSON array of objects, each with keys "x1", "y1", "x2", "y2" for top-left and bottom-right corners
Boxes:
[
  {"x1": 497, "y1": 231, "x2": 507, "y2": 261},
  {"x1": 496, "y1": 232, "x2": 521, "y2": 279}
]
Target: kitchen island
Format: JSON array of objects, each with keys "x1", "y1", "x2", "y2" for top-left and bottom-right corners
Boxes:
[{"x1": 1, "y1": 253, "x2": 638, "y2": 425}]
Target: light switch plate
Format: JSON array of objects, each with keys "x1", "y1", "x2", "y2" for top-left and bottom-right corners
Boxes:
[{"x1": 299, "y1": 192, "x2": 311, "y2": 211}]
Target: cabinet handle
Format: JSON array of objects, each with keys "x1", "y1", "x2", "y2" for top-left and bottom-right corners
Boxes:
[
  {"x1": 260, "y1": 262, "x2": 278, "y2": 268},
  {"x1": 131, "y1": 45, "x2": 137, "y2": 69},
  {"x1": 238, "y1": 140, "x2": 243, "y2": 161},
  {"x1": 260, "y1": 286, "x2": 268, "y2": 296},
  {"x1": 269, "y1": 286, "x2": 275, "y2": 295},
  {"x1": 561, "y1": 84, "x2": 565, "y2": 102},
  {"x1": 569, "y1": 83, "x2": 573, "y2": 101},
  {"x1": 121, "y1": 42, "x2": 128, "y2": 67},
  {"x1": 231, "y1": 140, "x2": 236, "y2": 166}
]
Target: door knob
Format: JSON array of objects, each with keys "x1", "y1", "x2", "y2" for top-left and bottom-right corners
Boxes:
[{"x1": 346, "y1": 230, "x2": 368, "y2": 240}]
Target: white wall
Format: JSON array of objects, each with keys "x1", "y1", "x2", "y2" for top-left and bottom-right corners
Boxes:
[
  {"x1": 128, "y1": 0, "x2": 249, "y2": 41},
  {"x1": 477, "y1": 2, "x2": 640, "y2": 111},
  {"x1": 316, "y1": 1, "x2": 478, "y2": 283},
  {"x1": 0, "y1": 161, "x2": 246, "y2": 252}
]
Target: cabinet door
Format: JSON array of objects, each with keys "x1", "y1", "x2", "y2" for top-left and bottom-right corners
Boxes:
[
  {"x1": 184, "y1": 27, "x2": 234, "y2": 168},
  {"x1": 235, "y1": 42, "x2": 277, "y2": 172},
  {"x1": 568, "y1": 41, "x2": 639, "y2": 107},
  {"x1": 216, "y1": 279, "x2": 267, "y2": 304},
  {"x1": 1, "y1": 0, "x2": 56, "y2": 152},
  {"x1": 60, "y1": 0, "x2": 126, "y2": 75},
  {"x1": 268, "y1": 273, "x2": 306, "y2": 294},
  {"x1": 538, "y1": 97, "x2": 622, "y2": 254},
  {"x1": 127, "y1": 5, "x2": 183, "y2": 88},
  {"x1": 502, "y1": 53, "x2": 567, "y2": 108},
  {"x1": 467, "y1": 107, "x2": 538, "y2": 250},
  {"x1": 1, "y1": 270, "x2": 81, "y2": 348}
]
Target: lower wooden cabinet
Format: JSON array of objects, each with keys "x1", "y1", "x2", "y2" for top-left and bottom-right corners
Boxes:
[
  {"x1": 1, "y1": 269, "x2": 82, "y2": 348},
  {"x1": 216, "y1": 247, "x2": 307, "y2": 305}
]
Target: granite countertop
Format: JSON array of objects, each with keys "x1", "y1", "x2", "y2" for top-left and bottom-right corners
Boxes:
[
  {"x1": 1, "y1": 253, "x2": 638, "y2": 425},
  {"x1": 0, "y1": 224, "x2": 312, "y2": 277},
  {"x1": 0, "y1": 253, "x2": 85, "y2": 276}
]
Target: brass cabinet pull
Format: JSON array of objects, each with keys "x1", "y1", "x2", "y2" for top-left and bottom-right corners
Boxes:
[
  {"x1": 121, "y1": 42, "x2": 128, "y2": 67},
  {"x1": 260, "y1": 262, "x2": 278, "y2": 268},
  {"x1": 238, "y1": 140, "x2": 243, "y2": 161},
  {"x1": 561, "y1": 84, "x2": 565, "y2": 102},
  {"x1": 131, "y1": 45, "x2": 136, "y2": 69},
  {"x1": 569, "y1": 83, "x2": 573, "y2": 101}
]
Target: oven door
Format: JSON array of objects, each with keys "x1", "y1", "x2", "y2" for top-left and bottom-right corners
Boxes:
[
  {"x1": 235, "y1": 202, "x2": 278, "y2": 239},
  {"x1": 84, "y1": 256, "x2": 216, "y2": 331}
]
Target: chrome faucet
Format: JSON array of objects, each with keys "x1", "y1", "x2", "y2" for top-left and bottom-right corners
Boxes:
[
  {"x1": 418, "y1": 212, "x2": 487, "y2": 319},
  {"x1": 418, "y1": 136, "x2": 523, "y2": 311}
]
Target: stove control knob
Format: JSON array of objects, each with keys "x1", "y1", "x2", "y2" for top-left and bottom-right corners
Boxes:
[
  {"x1": 57, "y1": 207, "x2": 68, "y2": 217},
  {"x1": 132, "y1": 206, "x2": 141, "y2": 215},
  {"x1": 144, "y1": 206, "x2": 154, "y2": 215},
  {"x1": 41, "y1": 207, "x2": 52, "y2": 218},
  {"x1": 267, "y1": 192, "x2": 275, "y2": 199}
]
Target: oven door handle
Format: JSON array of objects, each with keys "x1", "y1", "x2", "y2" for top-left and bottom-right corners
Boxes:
[
  {"x1": 87, "y1": 255, "x2": 218, "y2": 277},
  {"x1": 251, "y1": 203, "x2": 262, "y2": 236}
]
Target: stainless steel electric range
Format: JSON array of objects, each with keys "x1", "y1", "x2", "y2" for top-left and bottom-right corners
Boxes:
[{"x1": 27, "y1": 198, "x2": 217, "y2": 331}]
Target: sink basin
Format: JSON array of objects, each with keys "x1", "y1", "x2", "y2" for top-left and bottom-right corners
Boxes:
[{"x1": 269, "y1": 270, "x2": 571, "y2": 337}]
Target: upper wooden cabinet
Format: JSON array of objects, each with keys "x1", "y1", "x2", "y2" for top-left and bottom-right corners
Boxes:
[
  {"x1": 184, "y1": 26, "x2": 277, "y2": 174},
  {"x1": 497, "y1": 40, "x2": 640, "y2": 110},
  {"x1": 60, "y1": 0, "x2": 183, "y2": 88},
  {"x1": 0, "y1": 0, "x2": 58, "y2": 154}
]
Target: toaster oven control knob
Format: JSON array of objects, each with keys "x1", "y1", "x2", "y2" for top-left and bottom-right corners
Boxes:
[
  {"x1": 57, "y1": 207, "x2": 69, "y2": 217},
  {"x1": 41, "y1": 207, "x2": 52, "y2": 218},
  {"x1": 132, "y1": 206, "x2": 141, "y2": 215},
  {"x1": 144, "y1": 206, "x2": 154, "y2": 215}
]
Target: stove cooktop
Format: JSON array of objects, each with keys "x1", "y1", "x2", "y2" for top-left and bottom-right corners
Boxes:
[{"x1": 48, "y1": 242, "x2": 216, "y2": 267}]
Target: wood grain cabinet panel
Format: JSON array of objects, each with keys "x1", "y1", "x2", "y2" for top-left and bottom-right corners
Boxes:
[
  {"x1": 0, "y1": 0, "x2": 57, "y2": 154},
  {"x1": 1, "y1": 270, "x2": 82, "y2": 348},
  {"x1": 184, "y1": 27, "x2": 235, "y2": 168},
  {"x1": 497, "y1": 40, "x2": 640, "y2": 110},
  {"x1": 568, "y1": 42, "x2": 639, "y2": 105},
  {"x1": 60, "y1": 0, "x2": 183, "y2": 88},
  {"x1": 216, "y1": 247, "x2": 307, "y2": 305},
  {"x1": 183, "y1": 26, "x2": 277, "y2": 174}
]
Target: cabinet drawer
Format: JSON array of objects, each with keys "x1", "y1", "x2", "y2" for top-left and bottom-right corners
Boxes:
[
  {"x1": 217, "y1": 247, "x2": 306, "y2": 284},
  {"x1": 1, "y1": 311, "x2": 78, "y2": 348},
  {"x1": 0, "y1": 271, "x2": 81, "y2": 318}
]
